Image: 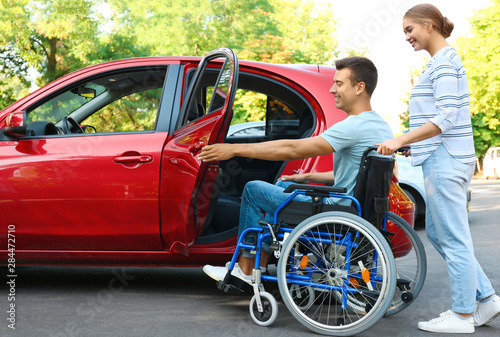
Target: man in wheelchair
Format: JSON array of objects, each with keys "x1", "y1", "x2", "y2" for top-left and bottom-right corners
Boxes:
[{"x1": 200, "y1": 56, "x2": 394, "y2": 290}]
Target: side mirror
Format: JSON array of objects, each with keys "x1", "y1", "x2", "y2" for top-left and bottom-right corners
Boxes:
[
  {"x1": 81, "y1": 125, "x2": 97, "y2": 133},
  {"x1": 3, "y1": 111, "x2": 27, "y2": 138}
]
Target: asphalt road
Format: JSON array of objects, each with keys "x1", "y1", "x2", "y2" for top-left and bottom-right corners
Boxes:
[{"x1": 1, "y1": 179, "x2": 499, "y2": 337}]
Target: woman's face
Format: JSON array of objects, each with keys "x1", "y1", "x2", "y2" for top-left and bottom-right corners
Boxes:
[{"x1": 403, "y1": 17, "x2": 430, "y2": 52}]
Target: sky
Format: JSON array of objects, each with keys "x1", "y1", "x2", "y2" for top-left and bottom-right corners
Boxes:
[{"x1": 328, "y1": 0, "x2": 492, "y2": 134}]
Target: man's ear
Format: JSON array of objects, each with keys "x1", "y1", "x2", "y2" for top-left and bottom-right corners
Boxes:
[{"x1": 355, "y1": 81, "x2": 366, "y2": 95}]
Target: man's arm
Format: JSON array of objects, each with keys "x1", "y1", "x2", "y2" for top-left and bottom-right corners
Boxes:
[
  {"x1": 199, "y1": 136, "x2": 334, "y2": 162},
  {"x1": 279, "y1": 171, "x2": 335, "y2": 184}
]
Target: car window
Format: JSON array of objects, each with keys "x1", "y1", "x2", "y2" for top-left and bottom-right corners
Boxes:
[
  {"x1": 26, "y1": 68, "x2": 167, "y2": 136},
  {"x1": 227, "y1": 74, "x2": 314, "y2": 140},
  {"x1": 183, "y1": 63, "x2": 232, "y2": 125},
  {"x1": 182, "y1": 69, "x2": 314, "y2": 140},
  {"x1": 82, "y1": 87, "x2": 162, "y2": 133},
  {"x1": 28, "y1": 83, "x2": 107, "y2": 124}
]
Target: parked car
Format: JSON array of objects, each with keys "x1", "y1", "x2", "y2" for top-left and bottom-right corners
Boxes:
[
  {"x1": 0, "y1": 48, "x2": 414, "y2": 267},
  {"x1": 483, "y1": 146, "x2": 500, "y2": 179}
]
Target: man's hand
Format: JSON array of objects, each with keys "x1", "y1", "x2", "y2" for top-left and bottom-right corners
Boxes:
[
  {"x1": 199, "y1": 143, "x2": 236, "y2": 162},
  {"x1": 279, "y1": 173, "x2": 312, "y2": 183},
  {"x1": 279, "y1": 171, "x2": 335, "y2": 184}
]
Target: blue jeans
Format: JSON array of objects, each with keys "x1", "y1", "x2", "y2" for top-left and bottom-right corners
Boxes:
[
  {"x1": 238, "y1": 180, "x2": 312, "y2": 258},
  {"x1": 423, "y1": 144, "x2": 495, "y2": 313}
]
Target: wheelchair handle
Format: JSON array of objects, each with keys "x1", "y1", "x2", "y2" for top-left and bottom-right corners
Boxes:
[{"x1": 365, "y1": 145, "x2": 409, "y2": 156}]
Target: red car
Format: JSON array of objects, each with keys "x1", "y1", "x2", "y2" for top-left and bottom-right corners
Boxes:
[{"x1": 0, "y1": 48, "x2": 414, "y2": 266}]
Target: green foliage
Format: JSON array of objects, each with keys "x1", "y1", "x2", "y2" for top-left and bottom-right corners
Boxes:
[
  {"x1": 83, "y1": 89, "x2": 160, "y2": 133},
  {"x1": 0, "y1": 0, "x2": 149, "y2": 97},
  {"x1": 399, "y1": 64, "x2": 426, "y2": 132},
  {"x1": 0, "y1": 74, "x2": 30, "y2": 109},
  {"x1": 231, "y1": 90, "x2": 267, "y2": 125},
  {"x1": 456, "y1": 0, "x2": 500, "y2": 159},
  {"x1": 269, "y1": 0, "x2": 338, "y2": 64},
  {"x1": 107, "y1": 0, "x2": 279, "y2": 57}
]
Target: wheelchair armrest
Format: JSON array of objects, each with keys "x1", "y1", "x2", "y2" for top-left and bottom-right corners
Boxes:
[{"x1": 283, "y1": 183, "x2": 347, "y2": 194}]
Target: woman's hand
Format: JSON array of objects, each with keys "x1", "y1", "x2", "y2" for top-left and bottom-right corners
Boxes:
[{"x1": 376, "y1": 138, "x2": 406, "y2": 156}]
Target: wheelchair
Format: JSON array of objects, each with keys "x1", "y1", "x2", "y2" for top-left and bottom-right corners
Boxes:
[{"x1": 216, "y1": 147, "x2": 427, "y2": 336}]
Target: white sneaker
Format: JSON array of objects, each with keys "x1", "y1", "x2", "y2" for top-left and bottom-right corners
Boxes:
[
  {"x1": 203, "y1": 262, "x2": 241, "y2": 281},
  {"x1": 474, "y1": 294, "x2": 500, "y2": 326},
  {"x1": 418, "y1": 311, "x2": 475, "y2": 334},
  {"x1": 203, "y1": 264, "x2": 227, "y2": 281},
  {"x1": 230, "y1": 264, "x2": 253, "y2": 285}
]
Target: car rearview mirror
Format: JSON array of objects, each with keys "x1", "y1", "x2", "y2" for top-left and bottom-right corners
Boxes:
[
  {"x1": 2, "y1": 110, "x2": 27, "y2": 138},
  {"x1": 71, "y1": 86, "x2": 96, "y2": 99}
]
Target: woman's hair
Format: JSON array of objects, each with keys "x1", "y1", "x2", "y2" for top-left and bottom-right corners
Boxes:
[
  {"x1": 335, "y1": 56, "x2": 378, "y2": 97},
  {"x1": 404, "y1": 3, "x2": 454, "y2": 38}
]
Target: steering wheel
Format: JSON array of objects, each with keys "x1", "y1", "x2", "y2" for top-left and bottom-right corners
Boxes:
[{"x1": 62, "y1": 116, "x2": 84, "y2": 134}]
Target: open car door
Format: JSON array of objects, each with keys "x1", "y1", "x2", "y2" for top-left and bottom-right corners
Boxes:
[{"x1": 160, "y1": 48, "x2": 239, "y2": 255}]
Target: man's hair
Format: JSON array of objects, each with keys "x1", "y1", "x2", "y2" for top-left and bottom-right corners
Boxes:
[{"x1": 335, "y1": 57, "x2": 378, "y2": 97}]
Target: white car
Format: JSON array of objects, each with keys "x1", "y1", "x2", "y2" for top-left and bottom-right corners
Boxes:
[{"x1": 483, "y1": 147, "x2": 500, "y2": 179}]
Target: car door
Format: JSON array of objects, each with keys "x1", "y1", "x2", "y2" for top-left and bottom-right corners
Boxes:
[
  {"x1": 160, "y1": 48, "x2": 239, "y2": 255},
  {"x1": 0, "y1": 64, "x2": 173, "y2": 251}
]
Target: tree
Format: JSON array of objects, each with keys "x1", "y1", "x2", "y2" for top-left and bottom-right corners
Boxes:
[
  {"x1": 269, "y1": 0, "x2": 338, "y2": 64},
  {"x1": 399, "y1": 63, "x2": 427, "y2": 131},
  {"x1": 0, "y1": 0, "x2": 148, "y2": 95},
  {"x1": 107, "y1": 0, "x2": 279, "y2": 57},
  {"x1": 456, "y1": 0, "x2": 500, "y2": 160}
]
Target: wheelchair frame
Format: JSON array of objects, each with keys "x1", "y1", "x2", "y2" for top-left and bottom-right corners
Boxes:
[{"x1": 216, "y1": 147, "x2": 426, "y2": 336}]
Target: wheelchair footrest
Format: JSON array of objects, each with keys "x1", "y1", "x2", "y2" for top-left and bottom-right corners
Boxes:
[{"x1": 216, "y1": 273, "x2": 253, "y2": 295}]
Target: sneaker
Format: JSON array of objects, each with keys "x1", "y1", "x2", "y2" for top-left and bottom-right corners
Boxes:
[
  {"x1": 230, "y1": 264, "x2": 252, "y2": 285},
  {"x1": 418, "y1": 311, "x2": 475, "y2": 334},
  {"x1": 203, "y1": 262, "x2": 241, "y2": 281},
  {"x1": 203, "y1": 264, "x2": 227, "y2": 282},
  {"x1": 474, "y1": 294, "x2": 500, "y2": 326}
]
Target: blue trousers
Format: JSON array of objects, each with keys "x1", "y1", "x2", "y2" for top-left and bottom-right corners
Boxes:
[
  {"x1": 423, "y1": 144, "x2": 495, "y2": 313},
  {"x1": 237, "y1": 180, "x2": 312, "y2": 258}
]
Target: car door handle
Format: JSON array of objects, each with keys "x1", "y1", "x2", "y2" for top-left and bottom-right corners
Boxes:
[
  {"x1": 113, "y1": 155, "x2": 153, "y2": 164},
  {"x1": 188, "y1": 140, "x2": 206, "y2": 154}
]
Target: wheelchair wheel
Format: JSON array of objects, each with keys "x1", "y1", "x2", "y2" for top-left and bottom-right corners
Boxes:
[
  {"x1": 384, "y1": 212, "x2": 427, "y2": 316},
  {"x1": 277, "y1": 211, "x2": 396, "y2": 336},
  {"x1": 289, "y1": 284, "x2": 315, "y2": 311},
  {"x1": 249, "y1": 291, "x2": 278, "y2": 327}
]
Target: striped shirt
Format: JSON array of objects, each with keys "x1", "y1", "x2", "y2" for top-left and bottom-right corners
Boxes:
[{"x1": 409, "y1": 46, "x2": 476, "y2": 166}]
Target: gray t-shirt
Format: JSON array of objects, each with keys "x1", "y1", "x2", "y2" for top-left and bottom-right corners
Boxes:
[{"x1": 320, "y1": 111, "x2": 393, "y2": 204}]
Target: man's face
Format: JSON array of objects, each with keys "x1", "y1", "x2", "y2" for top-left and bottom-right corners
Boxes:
[{"x1": 329, "y1": 68, "x2": 358, "y2": 113}]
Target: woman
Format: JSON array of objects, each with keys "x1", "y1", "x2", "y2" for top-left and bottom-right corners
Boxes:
[{"x1": 377, "y1": 3, "x2": 500, "y2": 334}]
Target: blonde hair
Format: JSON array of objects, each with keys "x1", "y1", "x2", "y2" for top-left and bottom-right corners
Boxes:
[{"x1": 404, "y1": 3, "x2": 454, "y2": 38}]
